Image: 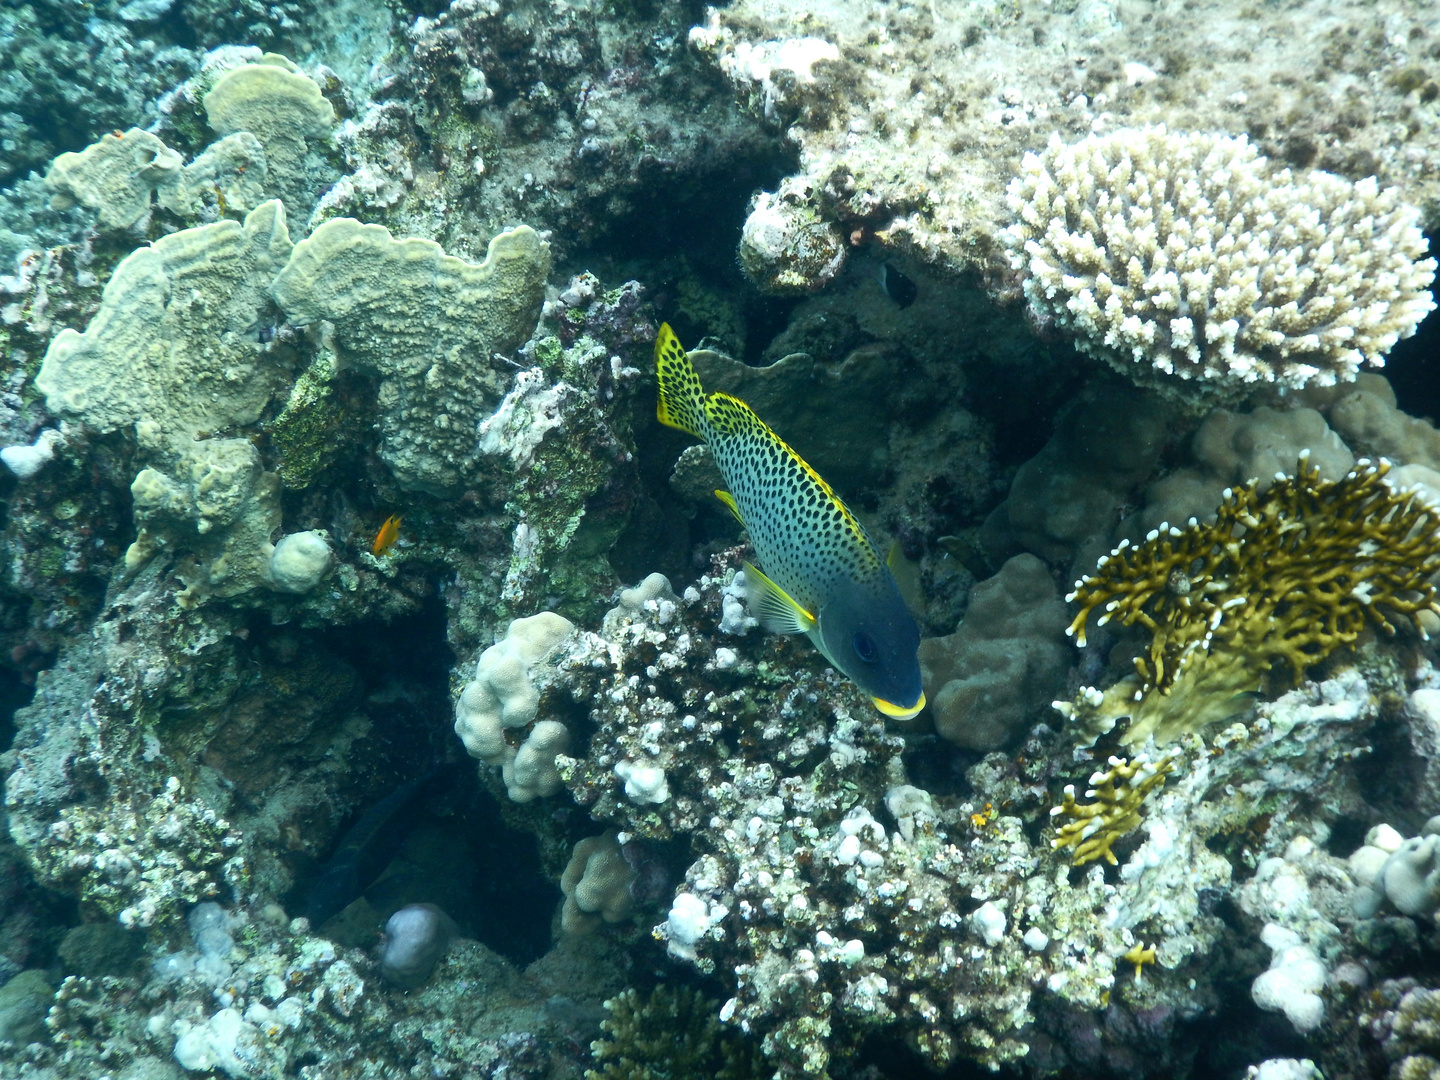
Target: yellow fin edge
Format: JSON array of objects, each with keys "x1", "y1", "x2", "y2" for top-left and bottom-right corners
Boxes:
[{"x1": 742, "y1": 561, "x2": 816, "y2": 635}]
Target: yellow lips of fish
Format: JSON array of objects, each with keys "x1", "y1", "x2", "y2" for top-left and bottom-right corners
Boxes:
[{"x1": 655, "y1": 323, "x2": 925, "y2": 719}]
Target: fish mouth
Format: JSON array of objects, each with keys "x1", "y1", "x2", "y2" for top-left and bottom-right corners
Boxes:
[{"x1": 870, "y1": 690, "x2": 926, "y2": 721}]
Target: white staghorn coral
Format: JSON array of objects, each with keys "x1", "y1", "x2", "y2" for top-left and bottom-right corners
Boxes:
[{"x1": 1003, "y1": 125, "x2": 1436, "y2": 398}]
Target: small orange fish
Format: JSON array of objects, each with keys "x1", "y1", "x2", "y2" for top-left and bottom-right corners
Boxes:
[{"x1": 372, "y1": 514, "x2": 403, "y2": 556}]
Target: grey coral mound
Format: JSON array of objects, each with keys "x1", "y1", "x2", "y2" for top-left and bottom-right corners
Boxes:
[
  {"x1": 1003, "y1": 126, "x2": 1437, "y2": 398},
  {"x1": 272, "y1": 219, "x2": 551, "y2": 494}
]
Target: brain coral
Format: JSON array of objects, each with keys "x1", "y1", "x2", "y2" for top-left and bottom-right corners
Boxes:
[{"x1": 1003, "y1": 126, "x2": 1436, "y2": 399}]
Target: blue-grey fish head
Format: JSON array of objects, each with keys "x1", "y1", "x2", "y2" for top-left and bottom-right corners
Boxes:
[{"x1": 817, "y1": 575, "x2": 925, "y2": 720}]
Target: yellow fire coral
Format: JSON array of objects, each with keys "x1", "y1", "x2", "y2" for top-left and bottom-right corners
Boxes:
[
  {"x1": 1051, "y1": 752, "x2": 1177, "y2": 866},
  {"x1": 1061, "y1": 453, "x2": 1440, "y2": 746}
]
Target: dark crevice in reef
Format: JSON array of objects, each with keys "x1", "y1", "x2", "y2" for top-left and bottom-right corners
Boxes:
[
  {"x1": 0, "y1": 667, "x2": 34, "y2": 756},
  {"x1": 1386, "y1": 232, "x2": 1440, "y2": 424},
  {"x1": 960, "y1": 343, "x2": 1091, "y2": 472},
  {"x1": 568, "y1": 134, "x2": 803, "y2": 367},
  {"x1": 275, "y1": 590, "x2": 559, "y2": 965}
]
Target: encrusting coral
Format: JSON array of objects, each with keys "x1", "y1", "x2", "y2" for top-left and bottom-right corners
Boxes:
[
  {"x1": 1004, "y1": 126, "x2": 1437, "y2": 400},
  {"x1": 1062, "y1": 452, "x2": 1440, "y2": 747}
]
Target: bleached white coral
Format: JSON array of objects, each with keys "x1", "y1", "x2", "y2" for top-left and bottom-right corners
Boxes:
[
  {"x1": 1250, "y1": 924, "x2": 1327, "y2": 1033},
  {"x1": 1003, "y1": 125, "x2": 1437, "y2": 397}
]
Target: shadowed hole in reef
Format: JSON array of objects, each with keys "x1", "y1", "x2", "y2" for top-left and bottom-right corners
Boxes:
[
  {"x1": 1385, "y1": 232, "x2": 1440, "y2": 423},
  {"x1": 0, "y1": 666, "x2": 33, "y2": 754},
  {"x1": 284, "y1": 594, "x2": 558, "y2": 966}
]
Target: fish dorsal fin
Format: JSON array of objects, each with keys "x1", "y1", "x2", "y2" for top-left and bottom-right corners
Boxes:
[
  {"x1": 654, "y1": 323, "x2": 707, "y2": 439},
  {"x1": 742, "y1": 561, "x2": 816, "y2": 635},
  {"x1": 714, "y1": 489, "x2": 744, "y2": 526}
]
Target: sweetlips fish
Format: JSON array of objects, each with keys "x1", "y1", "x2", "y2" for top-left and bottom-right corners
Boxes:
[{"x1": 655, "y1": 323, "x2": 925, "y2": 720}]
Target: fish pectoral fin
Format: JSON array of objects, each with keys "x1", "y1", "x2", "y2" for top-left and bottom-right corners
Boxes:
[
  {"x1": 871, "y1": 690, "x2": 927, "y2": 721},
  {"x1": 742, "y1": 561, "x2": 816, "y2": 635},
  {"x1": 886, "y1": 539, "x2": 903, "y2": 574},
  {"x1": 714, "y1": 489, "x2": 744, "y2": 526}
]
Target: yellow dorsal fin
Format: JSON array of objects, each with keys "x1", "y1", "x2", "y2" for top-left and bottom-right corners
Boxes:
[
  {"x1": 742, "y1": 561, "x2": 816, "y2": 636},
  {"x1": 714, "y1": 489, "x2": 744, "y2": 526},
  {"x1": 654, "y1": 323, "x2": 707, "y2": 438}
]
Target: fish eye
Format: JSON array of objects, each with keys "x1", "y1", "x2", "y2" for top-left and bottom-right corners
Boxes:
[{"x1": 852, "y1": 631, "x2": 878, "y2": 663}]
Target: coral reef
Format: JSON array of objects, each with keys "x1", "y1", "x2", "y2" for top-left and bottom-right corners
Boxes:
[
  {"x1": 1050, "y1": 751, "x2": 1178, "y2": 867},
  {"x1": 694, "y1": 0, "x2": 1440, "y2": 287},
  {"x1": 918, "y1": 553, "x2": 1071, "y2": 751},
  {"x1": 271, "y1": 216, "x2": 551, "y2": 495},
  {"x1": 378, "y1": 903, "x2": 456, "y2": 989},
  {"x1": 560, "y1": 831, "x2": 637, "y2": 936},
  {"x1": 3, "y1": 3, "x2": 1440, "y2": 1080},
  {"x1": 587, "y1": 984, "x2": 765, "y2": 1080},
  {"x1": 202, "y1": 55, "x2": 336, "y2": 209}
]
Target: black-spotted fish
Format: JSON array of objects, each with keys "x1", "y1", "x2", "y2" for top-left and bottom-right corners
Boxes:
[{"x1": 655, "y1": 323, "x2": 925, "y2": 720}]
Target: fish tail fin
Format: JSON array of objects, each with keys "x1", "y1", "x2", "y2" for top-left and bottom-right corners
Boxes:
[{"x1": 655, "y1": 323, "x2": 708, "y2": 439}]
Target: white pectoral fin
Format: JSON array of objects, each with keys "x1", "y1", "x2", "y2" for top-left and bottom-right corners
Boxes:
[{"x1": 742, "y1": 561, "x2": 817, "y2": 635}]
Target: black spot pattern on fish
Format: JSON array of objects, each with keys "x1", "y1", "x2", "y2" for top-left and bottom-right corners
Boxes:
[
  {"x1": 654, "y1": 326, "x2": 707, "y2": 438},
  {"x1": 657, "y1": 324, "x2": 924, "y2": 715},
  {"x1": 656, "y1": 323, "x2": 883, "y2": 613},
  {"x1": 701, "y1": 392, "x2": 881, "y2": 610}
]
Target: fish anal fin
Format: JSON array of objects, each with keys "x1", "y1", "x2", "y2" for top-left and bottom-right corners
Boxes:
[
  {"x1": 743, "y1": 561, "x2": 816, "y2": 635},
  {"x1": 715, "y1": 490, "x2": 744, "y2": 526}
]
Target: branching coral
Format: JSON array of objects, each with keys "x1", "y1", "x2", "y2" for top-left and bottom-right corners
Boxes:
[
  {"x1": 586, "y1": 985, "x2": 765, "y2": 1080},
  {"x1": 1063, "y1": 453, "x2": 1440, "y2": 746},
  {"x1": 1051, "y1": 752, "x2": 1178, "y2": 866},
  {"x1": 1004, "y1": 126, "x2": 1437, "y2": 399}
]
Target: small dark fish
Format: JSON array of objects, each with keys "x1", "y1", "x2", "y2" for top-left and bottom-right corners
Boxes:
[
  {"x1": 880, "y1": 263, "x2": 918, "y2": 308},
  {"x1": 304, "y1": 763, "x2": 455, "y2": 928}
]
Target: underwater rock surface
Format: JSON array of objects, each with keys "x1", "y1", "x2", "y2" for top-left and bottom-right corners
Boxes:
[{"x1": 0, "y1": 1, "x2": 1438, "y2": 1079}]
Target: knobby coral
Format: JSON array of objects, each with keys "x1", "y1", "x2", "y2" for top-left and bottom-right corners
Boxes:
[
  {"x1": 1063, "y1": 453, "x2": 1440, "y2": 746},
  {"x1": 1003, "y1": 126, "x2": 1437, "y2": 400}
]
